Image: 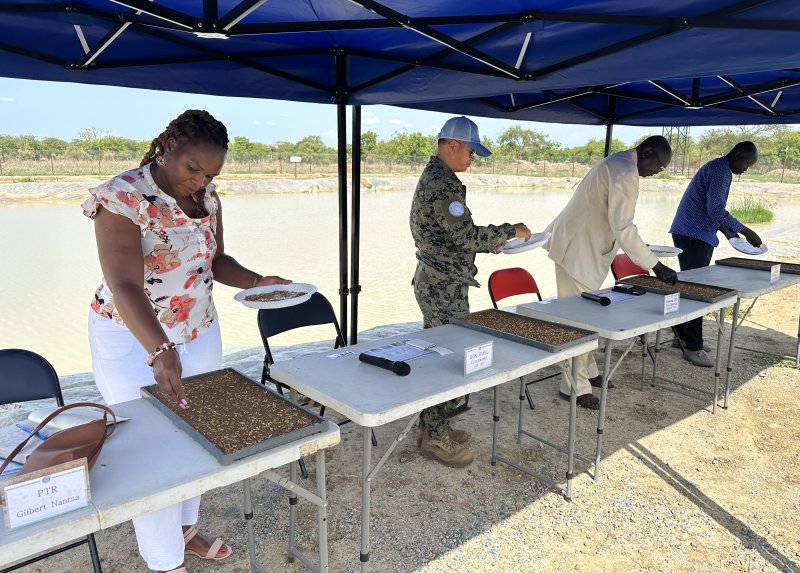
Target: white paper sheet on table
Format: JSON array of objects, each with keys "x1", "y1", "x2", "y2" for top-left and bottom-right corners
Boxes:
[
  {"x1": 363, "y1": 341, "x2": 434, "y2": 361},
  {"x1": 594, "y1": 288, "x2": 638, "y2": 304}
]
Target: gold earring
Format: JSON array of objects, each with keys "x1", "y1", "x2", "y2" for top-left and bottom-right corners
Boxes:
[{"x1": 155, "y1": 155, "x2": 165, "y2": 166}]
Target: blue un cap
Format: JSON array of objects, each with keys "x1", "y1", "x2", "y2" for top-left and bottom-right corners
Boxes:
[{"x1": 438, "y1": 116, "x2": 492, "y2": 157}]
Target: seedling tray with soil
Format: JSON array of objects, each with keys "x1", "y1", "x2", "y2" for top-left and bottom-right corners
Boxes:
[
  {"x1": 715, "y1": 257, "x2": 800, "y2": 275},
  {"x1": 621, "y1": 275, "x2": 736, "y2": 303},
  {"x1": 141, "y1": 368, "x2": 328, "y2": 465},
  {"x1": 450, "y1": 309, "x2": 597, "y2": 353}
]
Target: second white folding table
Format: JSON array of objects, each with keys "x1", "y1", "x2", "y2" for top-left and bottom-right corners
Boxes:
[
  {"x1": 517, "y1": 285, "x2": 736, "y2": 480},
  {"x1": 270, "y1": 323, "x2": 597, "y2": 572}
]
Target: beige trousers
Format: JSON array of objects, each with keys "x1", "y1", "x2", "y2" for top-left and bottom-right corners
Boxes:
[{"x1": 554, "y1": 263, "x2": 599, "y2": 396}]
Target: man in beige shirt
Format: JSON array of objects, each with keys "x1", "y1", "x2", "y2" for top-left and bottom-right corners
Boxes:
[{"x1": 545, "y1": 135, "x2": 678, "y2": 409}]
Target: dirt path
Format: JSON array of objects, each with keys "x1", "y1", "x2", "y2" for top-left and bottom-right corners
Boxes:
[{"x1": 7, "y1": 285, "x2": 800, "y2": 573}]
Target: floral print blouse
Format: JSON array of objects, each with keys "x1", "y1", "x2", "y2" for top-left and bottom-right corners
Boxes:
[{"x1": 82, "y1": 164, "x2": 218, "y2": 343}]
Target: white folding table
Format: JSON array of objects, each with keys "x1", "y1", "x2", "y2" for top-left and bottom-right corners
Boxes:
[
  {"x1": 679, "y1": 264, "x2": 800, "y2": 406},
  {"x1": 270, "y1": 324, "x2": 597, "y2": 573},
  {"x1": 517, "y1": 288, "x2": 736, "y2": 481},
  {"x1": 1, "y1": 398, "x2": 340, "y2": 573}
]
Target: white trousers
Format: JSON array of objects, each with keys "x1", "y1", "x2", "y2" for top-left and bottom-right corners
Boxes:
[
  {"x1": 88, "y1": 312, "x2": 222, "y2": 571},
  {"x1": 554, "y1": 264, "x2": 599, "y2": 396}
]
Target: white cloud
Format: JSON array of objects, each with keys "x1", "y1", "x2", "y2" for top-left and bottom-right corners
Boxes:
[
  {"x1": 0, "y1": 96, "x2": 15, "y2": 103},
  {"x1": 362, "y1": 109, "x2": 380, "y2": 126},
  {"x1": 264, "y1": 121, "x2": 276, "y2": 126},
  {"x1": 388, "y1": 118, "x2": 413, "y2": 129}
]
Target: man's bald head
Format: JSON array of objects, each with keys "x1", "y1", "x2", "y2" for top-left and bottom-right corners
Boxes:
[{"x1": 635, "y1": 136, "x2": 672, "y2": 177}]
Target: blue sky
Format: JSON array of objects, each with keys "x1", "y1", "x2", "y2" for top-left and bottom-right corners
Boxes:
[{"x1": 2, "y1": 76, "x2": 673, "y2": 148}]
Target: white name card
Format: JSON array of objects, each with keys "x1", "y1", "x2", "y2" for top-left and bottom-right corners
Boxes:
[
  {"x1": 2, "y1": 459, "x2": 90, "y2": 530},
  {"x1": 663, "y1": 292, "x2": 680, "y2": 315},
  {"x1": 464, "y1": 340, "x2": 493, "y2": 376},
  {"x1": 770, "y1": 264, "x2": 781, "y2": 283}
]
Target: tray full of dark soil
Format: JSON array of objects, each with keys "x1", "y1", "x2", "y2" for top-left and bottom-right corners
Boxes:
[
  {"x1": 141, "y1": 368, "x2": 329, "y2": 465},
  {"x1": 620, "y1": 275, "x2": 737, "y2": 303},
  {"x1": 450, "y1": 309, "x2": 597, "y2": 353},
  {"x1": 715, "y1": 257, "x2": 800, "y2": 275}
]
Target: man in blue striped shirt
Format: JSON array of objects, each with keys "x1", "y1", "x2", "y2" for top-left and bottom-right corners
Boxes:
[{"x1": 669, "y1": 142, "x2": 761, "y2": 367}]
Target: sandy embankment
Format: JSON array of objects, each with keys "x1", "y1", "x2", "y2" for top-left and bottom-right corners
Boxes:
[{"x1": 3, "y1": 174, "x2": 800, "y2": 203}]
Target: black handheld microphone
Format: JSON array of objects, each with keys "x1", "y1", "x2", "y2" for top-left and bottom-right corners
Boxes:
[
  {"x1": 358, "y1": 352, "x2": 411, "y2": 376},
  {"x1": 581, "y1": 292, "x2": 611, "y2": 306}
]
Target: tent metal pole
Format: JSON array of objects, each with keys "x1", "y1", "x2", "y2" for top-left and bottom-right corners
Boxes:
[
  {"x1": 350, "y1": 105, "x2": 362, "y2": 345},
  {"x1": 603, "y1": 95, "x2": 617, "y2": 157},
  {"x1": 336, "y1": 50, "x2": 349, "y2": 339}
]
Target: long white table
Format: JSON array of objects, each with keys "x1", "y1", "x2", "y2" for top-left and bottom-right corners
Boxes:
[
  {"x1": 1, "y1": 398, "x2": 340, "y2": 573},
  {"x1": 270, "y1": 324, "x2": 597, "y2": 573},
  {"x1": 518, "y1": 287, "x2": 737, "y2": 480},
  {"x1": 679, "y1": 264, "x2": 800, "y2": 406}
]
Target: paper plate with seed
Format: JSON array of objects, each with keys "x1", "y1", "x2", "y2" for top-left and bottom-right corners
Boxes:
[{"x1": 234, "y1": 283, "x2": 317, "y2": 309}]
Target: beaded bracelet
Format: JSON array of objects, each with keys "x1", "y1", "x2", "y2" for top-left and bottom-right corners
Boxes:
[{"x1": 147, "y1": 342, "x2": 177, "y2": 367}]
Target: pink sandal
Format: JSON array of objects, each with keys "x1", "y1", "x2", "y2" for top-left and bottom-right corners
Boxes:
[{"x1": 183, "y1": 525, "x2": 232, "y2": 561}]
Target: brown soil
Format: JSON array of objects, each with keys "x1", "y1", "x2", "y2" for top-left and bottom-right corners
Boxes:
[
  {"x1": 9, "y1": 285, "x2": 800, "y2": 573},
  {"x1": 716, "y1": 257, "x2": 800, "y2": 274},
  {"x1": 454, "y1": 309, "x2": 592, "y2": 347},
  {"x1": 245, "y1": 290, "x2": 306, "y2": 302},
  {"x1": 144, "y1": 369, "x2": 318, "y2": 454},
  {"x1": 622, "y1": 275, "x2": 736, "y2": 300}
]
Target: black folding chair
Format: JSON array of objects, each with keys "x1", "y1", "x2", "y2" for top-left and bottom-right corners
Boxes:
[
  {"x1": 257, "y1": 292, "x2": 376, "y2": 479},
  {"x1": 0, "y1": 349, "x2": 103, "y2": 573}
]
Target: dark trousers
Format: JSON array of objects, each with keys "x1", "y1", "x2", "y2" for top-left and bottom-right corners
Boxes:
[{"x1": 671, "y1": 234, "x2": 715, "y2": 351}]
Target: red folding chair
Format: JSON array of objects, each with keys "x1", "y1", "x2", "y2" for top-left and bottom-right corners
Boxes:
[
  {"x1": 488, "y1": 268, "x2": 558, "y2": 410},
  {"x1": 610, "y1": 253, "x2": 648, "y2": 280},
  {"x1": 610, "y1": 253, "x2": 683, "y2": 363}
]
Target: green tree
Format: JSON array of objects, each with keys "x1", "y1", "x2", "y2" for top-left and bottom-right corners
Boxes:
[
  {"x1": 72, "y1": 126, "x2": 109, "y2": 171},
  {"x1": 568, "y1": 138, "x2": 626, "y2": 163},
  {"x1": 495, "y1": 125, "x2": 559, "y2": 160},
  {"x1": 379, "y1": 131, "x2": 434, "y2": 159},
  {"x1": 38, "y1": 137, "x2": 68, "y2": 174},
  {"x1": 0, "y1": 134, "x2": 16, "y2": 174},
  {"x1": 361, "y1": 131, "x2": 378, "y2": 153},
  {"x1": 294, "y1": 135, "x2": 335, "y2": 157}
]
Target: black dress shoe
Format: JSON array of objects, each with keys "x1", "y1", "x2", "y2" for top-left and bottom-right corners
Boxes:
[
  {"x1": 589, "y1": 375, "x2": 614, "y2": 389},
  {"x1": 559, "y1": 392, "x2": 600, "y2": 410}
]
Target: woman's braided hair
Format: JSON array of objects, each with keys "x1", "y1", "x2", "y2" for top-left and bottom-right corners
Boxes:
[{"x1": 140, "y1": 110, "x2": 229, "y2": 213}]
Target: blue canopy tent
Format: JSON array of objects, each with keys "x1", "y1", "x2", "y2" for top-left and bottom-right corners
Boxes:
[{"x1": 1, "y1": 0, "x2": 799, "y2": 342}]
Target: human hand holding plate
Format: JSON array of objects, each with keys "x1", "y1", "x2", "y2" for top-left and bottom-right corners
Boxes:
[
  {"x1": 499, "y1": 231, "x2": 551, "y2": 254},
  {"x1": 729, "y1": 236, "x2": 768, "y2": 255}
]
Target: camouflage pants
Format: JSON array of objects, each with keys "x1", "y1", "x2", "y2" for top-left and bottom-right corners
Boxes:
[{"x1": 413, "y1": 274, "x2": 469, "y2": 438}]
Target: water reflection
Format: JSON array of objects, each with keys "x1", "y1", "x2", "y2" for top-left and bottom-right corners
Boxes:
[{"x1": 1, "y1": 188, "x2": 798, "y2": 375}]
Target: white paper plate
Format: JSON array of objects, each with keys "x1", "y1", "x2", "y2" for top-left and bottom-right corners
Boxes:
[
  {"x1": 729, "y1": 236, "x2": 768, "y2": 255},
  {"x1": 500, "y1": 231, "x2": 551, "y2": 254},
  {"x1": 649, "y1": 244, "x2": 682, "y2": 257},
  {"x1": 234, "y1": 283, "x2": 317, "y2": 309}
]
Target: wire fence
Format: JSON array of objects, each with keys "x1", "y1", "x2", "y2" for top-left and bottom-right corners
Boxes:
[{"x1": 3, "y1": 152, "x2": 800, "y2": 184}]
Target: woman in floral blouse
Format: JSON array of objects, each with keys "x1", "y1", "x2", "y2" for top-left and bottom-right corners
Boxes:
[{"x1": 83, "y1": 109, "x2": 289, "y2": 573}]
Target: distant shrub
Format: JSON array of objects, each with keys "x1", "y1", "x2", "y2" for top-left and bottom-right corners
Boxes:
[{"x1": 730, "y1": 195, "x2": 774, "y2": 224}]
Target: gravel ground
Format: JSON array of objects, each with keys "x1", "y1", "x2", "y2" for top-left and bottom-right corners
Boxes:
[{"x1": 5, "y1": 285, "x2": 800, "y2": 573}]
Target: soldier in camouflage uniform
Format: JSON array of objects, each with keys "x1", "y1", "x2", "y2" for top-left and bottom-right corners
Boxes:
[{"x1": 410, "y1": 116, "x2": 531, "y2": 468}]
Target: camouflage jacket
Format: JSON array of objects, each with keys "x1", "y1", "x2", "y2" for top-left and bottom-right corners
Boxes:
[{"x1": 410, "y1": 156, "x2": 516, "y2": 286}]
